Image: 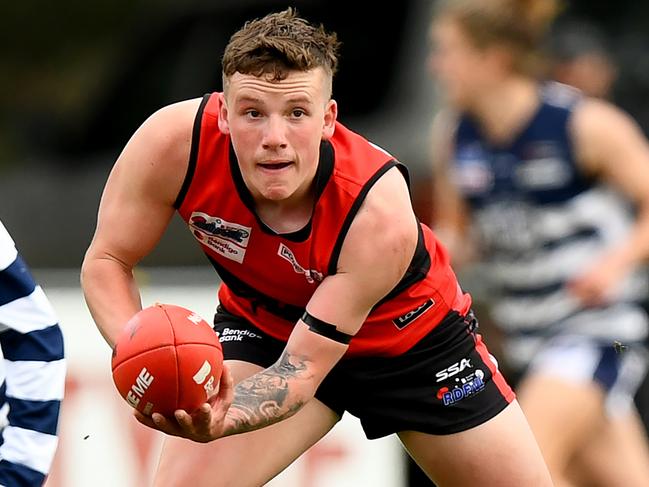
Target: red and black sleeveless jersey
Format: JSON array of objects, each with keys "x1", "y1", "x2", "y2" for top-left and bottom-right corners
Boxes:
[{"x1": 175, "y1": 93, "x2": 471, "y2": 357}]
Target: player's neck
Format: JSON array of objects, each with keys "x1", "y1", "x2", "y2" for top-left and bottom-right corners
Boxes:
[
  {"x1": 254, "y1": 185, "x2": 316, "y2": 234},
  {"x1": 469, "y1": 77, "x2": 540, "y2": 146}
]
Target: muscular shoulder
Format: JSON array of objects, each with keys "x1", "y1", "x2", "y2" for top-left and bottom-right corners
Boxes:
[
  {"x1": 337, "y1": 166, "x2": 418, "y2": 282},
  {"x1": 113, "y1": 98, "x2": 203, "y2": 205},
  {"x1": 135, "y1": 98, "x2": 203, "y2": 163}
]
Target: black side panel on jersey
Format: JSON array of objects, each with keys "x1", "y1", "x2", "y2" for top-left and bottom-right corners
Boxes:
[
  {"x1": 174, "y1": 93, "x2": 211, "y2": 209},
  {"x1": 205, "y1": 253, "x2": 304, "y2": 322}
]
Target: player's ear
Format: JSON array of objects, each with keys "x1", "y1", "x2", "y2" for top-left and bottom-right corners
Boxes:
[
  {"x1": 217, "y1": 93, "x2": 230, "y2": 135},
  {"x1": 322, "y1": 99, "x2": 337, "y2": 140}
]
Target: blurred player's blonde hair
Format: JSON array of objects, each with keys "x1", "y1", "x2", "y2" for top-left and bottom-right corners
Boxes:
[
  {"x1": 221, "y1": 8, "x2": 341, "y2": 96},
  {"x1": 434, "y1": 0, "x2": 561, "y2": 75}
]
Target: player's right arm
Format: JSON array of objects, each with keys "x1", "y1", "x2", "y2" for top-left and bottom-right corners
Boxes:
[
  {"x1": 81, "y1": 99, "x2": 201, "y2": 348},
  {"x1": 429, "y1": 109, "x2": 474, "y2": 266}
]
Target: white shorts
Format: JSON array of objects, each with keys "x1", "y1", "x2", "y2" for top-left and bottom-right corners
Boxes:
[{"x1": 517, "y1": 335, "x2": 649, "y2": 418}]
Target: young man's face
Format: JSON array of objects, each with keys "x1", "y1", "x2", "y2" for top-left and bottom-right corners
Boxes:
[
  {"x1": 219, "y1": 68, "x2": 337, "y2": 204},
  {"x1": 429, "y1": 18, "x2": 508, "y2": 110}
]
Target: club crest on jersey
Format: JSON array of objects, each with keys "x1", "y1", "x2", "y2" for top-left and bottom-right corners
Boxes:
[
  {"x1": 189, "y1": 212, "x2": 251, "y2": 264},
  {"x1": 277, "y1": 243, "x2": 323, "y2": 284}
]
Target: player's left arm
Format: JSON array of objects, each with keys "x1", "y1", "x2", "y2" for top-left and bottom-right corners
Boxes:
[
  {"x1": 140, "y1": 166, "x2": 419, "y2": 441},
  {"x1": 569, "y1": 99, "x2": 649, "y2": 303},
  {"x1": 220, "y1": 166, "x2": 419, "y2": 437}
]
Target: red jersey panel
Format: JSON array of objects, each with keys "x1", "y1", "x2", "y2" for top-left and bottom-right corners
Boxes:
[{"x1": 176, "y1": 93, "x2": 471, "y2": 357}]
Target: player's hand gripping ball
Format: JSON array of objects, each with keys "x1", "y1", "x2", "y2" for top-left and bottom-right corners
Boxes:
[{"x1": 111, "y1": 304, "x2": 223, "y2": 417}]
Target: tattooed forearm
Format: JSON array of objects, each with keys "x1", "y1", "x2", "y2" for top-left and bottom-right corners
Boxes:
[{"x1": 224, "y1": 351, "x2": 314, "y2": 435}]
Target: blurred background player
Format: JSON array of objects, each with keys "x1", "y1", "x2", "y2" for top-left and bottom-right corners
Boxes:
[
  {"x1": 544, "y1": 14, "x2": 649, "y2": 442},
  {"x1": 547, "y1": 19, "x2": 618, "y2": 99},
  {"x1": 0, "y1": 220, "x2": 65, "y2": 486},
  {"x1": 427, "y1": 0, "x2": 649, "y2": 486}
]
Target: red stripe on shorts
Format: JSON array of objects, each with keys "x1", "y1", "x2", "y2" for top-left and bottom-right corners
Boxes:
[{"x1": 473, "y1": 333, "x2": 516, "y2": 402}]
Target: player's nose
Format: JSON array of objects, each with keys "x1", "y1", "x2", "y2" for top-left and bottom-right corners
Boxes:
[{"x1": 261, "y1": 115, "x2": 288, "y2": 150}]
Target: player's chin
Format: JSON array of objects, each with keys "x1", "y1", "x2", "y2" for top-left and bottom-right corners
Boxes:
[{"x1": 259, "y1": 184, "x2": 296, "y2": 201}]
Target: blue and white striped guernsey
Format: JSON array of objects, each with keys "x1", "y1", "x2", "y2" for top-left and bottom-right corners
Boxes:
[
  {"x1": 452, "y1": 82, "x2": 649, "y2": 368},
  {"x1": 0, "y1": 221, "x2": 65, "y2": 487}
]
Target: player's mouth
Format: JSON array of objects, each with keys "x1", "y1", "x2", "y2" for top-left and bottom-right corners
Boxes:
[{"x1": 257, "y1": 160, "x2": 294, "y2": 171}]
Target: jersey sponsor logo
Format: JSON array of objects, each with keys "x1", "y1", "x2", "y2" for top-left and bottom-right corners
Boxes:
[
  {"x1": 514, "y1": 156, "x2": 571, "y2": 190},
  {"x1": 189, "y1": 212, "x2": 252, "y2": 264},
  {"x1": 277, "y1": 243, "x2": 324, "y2": 284},
  {"x1": 393, "y1": 298, "x2": 435, "y2": 329},
  {"x1": 219, "y1": 327, "x2": 263, "y2": 343},
  {"x1": 436, "y1": 369, "x2": 485, "y2": 406},
  {"x1": 453, "y1": 143, "x2": 493, "y2": 194},
  {"x1": 435, "y1": 358, "x2": 472, "y2": 382},
  {"x1": 474, "y1": 201, "x2": 536, "y2": 252}
]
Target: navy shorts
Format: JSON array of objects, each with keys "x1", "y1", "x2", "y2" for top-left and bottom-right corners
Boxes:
[{"x1": 213, "y1": 306, "x2": 514, "y2": 439}]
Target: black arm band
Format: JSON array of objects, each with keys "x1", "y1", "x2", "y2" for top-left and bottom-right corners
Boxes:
[{"x1": 301, "y1": 311, "x2": 353, "y2": 345}]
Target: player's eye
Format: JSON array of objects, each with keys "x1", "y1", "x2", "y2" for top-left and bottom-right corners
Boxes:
[
  {"x1": 245, "y1": 109, "x2": 262, "y2": 118},
  {"x1": 291, "y1": 109, "x2": 306, "y2": 118}
]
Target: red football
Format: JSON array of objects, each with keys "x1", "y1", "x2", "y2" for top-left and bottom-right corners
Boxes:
[{"x1": 111, "y1": 303, "x2": 223, "y2": 417}]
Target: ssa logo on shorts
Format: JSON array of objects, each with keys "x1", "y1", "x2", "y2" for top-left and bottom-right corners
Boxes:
[
  {"x1": 189, "y1": 212, "x2": 252, "y2": 263},
  {"x1": 435, "y1": 358, "x2": 472, "y2": 382}
]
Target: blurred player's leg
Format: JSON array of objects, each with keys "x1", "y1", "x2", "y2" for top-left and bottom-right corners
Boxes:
[
  {"x1": 398, "y1": 401, "x2": 552, "y2": 487},
  {"x1": 571, "y1": 409, "x2": 649, "y2": 487},
  {"x1": 517, "y1": 374, "x2": 603, "y2": 487},
  {"x1": 153, "y1": 360, "x2": 340, "y2": 487}
]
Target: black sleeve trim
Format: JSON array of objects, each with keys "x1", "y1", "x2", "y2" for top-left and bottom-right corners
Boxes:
[
  {"x1": 327, "y1": 159, "x2": 400, "y2": 275},
  {"x1": 173, "y1": 93, "x2": 211, "y2": 209}
]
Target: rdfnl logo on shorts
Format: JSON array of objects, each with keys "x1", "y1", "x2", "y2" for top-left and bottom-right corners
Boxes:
[{"x1": 435, "y1": 360, "x2": 486, "y2": 406}]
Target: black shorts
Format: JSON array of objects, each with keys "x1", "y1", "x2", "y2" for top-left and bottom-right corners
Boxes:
[{"x1": 213, "y1": 306, "x2": 514, "y2": 439}]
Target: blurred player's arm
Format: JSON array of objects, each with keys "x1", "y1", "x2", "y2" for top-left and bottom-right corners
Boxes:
[
  {"x1": 0, "y1": 224, "x2": 65, "y2": 486},
  {"x1": 143, "y1": 167, "x2": 418, "y2": 442},
  {"x1": 81, "y1": 99, "x2": 200, "y2": 348},
  {"x1": 570, "y1": 99, "x2": 649, "y2": 303},
  {"x1": 429, "y1": 110, "x2": 475, "y2": 266}
]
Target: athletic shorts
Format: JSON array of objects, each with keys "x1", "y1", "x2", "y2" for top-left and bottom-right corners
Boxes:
[
  {"x1": 213, "y1": 305, "x2": 515, "y2": 439},
  {"x1": 522, "y1": 335, "x2": 649, "y2": 418}
]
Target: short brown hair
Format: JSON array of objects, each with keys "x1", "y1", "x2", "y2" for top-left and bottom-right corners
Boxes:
[{"x1": 222, "y1": 8, "x2": 341, "y2": 83}]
